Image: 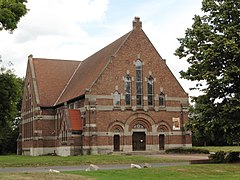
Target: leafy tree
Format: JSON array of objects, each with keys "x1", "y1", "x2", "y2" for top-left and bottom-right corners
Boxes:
[
  {"x1": 187, "y1": 96, "x2": 228, "y2": 146},
  {"x1": 175, "y1": 0, "x2": 240, "y2": 144},
  {"x1": 0, "y1": 62, "x2": 23, "y2": 154},
  {"x1": 0, "y1": 0, "x2": 28, "y2": 31}
]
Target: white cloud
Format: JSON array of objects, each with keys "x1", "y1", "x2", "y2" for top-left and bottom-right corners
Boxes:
[{"x1": 0, "y1": 0, "x2": 109, "y2": 77}]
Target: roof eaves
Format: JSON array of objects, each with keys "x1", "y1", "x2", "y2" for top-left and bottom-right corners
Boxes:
[{"x1": 29, "y1": 57, "x2": 41, "y2": 105}]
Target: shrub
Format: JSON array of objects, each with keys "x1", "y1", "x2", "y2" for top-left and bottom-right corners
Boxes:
[
  {"x1": 165, "y1": 147, "x2": 209, "y2": 154},
  {"x1": 209, "y1": 151, "x2": 240, "y2": 163},
  {"x1": 209, "y1": 151, "x2": 226, "y2": 163},
  {"x1": 224, "y1": 151, "x2": 240, "y2": 163}
]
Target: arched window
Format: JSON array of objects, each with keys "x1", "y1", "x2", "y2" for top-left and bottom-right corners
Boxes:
[
  {"x1": 159, "y1": 92, "x2": 165, "y2": 106},
  {"x1": 147, "y1": 76, "x2": 154, "y2": 106},
  {"x1": 136, "y1": 60, "x2": 143, "y2": 106},
  {"x1": 125, "y1": 75, "x2": 131, "y2": 106},
  {"x1": 113, "y1": 91, "x2": 120, "y2": 106}
]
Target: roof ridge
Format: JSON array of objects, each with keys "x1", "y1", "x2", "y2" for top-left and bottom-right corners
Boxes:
[
  {"x1": 112, "y1": 30, "x2": 133, "y2": 57},
  {"x1": 88, "y1": 30, "x2": 133, "y2": 90},
  {"x1": 33, "y1": 58, "x2": 80, "y2": 62},
  {"x1": 54, "y1": 61, "x2": 82, "y2": 106}
]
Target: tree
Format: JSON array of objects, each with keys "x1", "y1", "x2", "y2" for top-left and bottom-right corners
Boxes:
[
  {"x1": 0, "y1": 62, "x2": 23, "y2": 154},
  {"x1": 187, "y1": 96, "x2": 228, "y2": 146},
  {"x1": 0, "y1": 0, "x2": 28, "y2": 31},
  {"x1": 175, "y1": 0, "x2": 240, "y2": 144}
]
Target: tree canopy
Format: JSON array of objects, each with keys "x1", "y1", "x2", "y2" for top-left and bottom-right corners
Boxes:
[
  {"x1": 0, "y1": 62, "x2": 23, "y2": 154},
  {"x1": 175, "y1": 0, "x2": 240, "y2": 144},
  {"x1": 0, "y1": 0, "x2": 28, "y2": 31}
]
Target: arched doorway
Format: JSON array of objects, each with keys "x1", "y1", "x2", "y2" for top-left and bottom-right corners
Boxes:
[
  {"x1": 108, "y1": 122, "x2": 124, "y2": 152},
  {"x1": 127, "y1": 114, "x2": 153, "y2": 152},
  {"x1": 157, "y1": 122, "x2": 171, "y2": 151}
]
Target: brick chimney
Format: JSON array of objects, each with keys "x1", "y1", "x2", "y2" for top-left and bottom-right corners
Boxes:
[{"x1": 133, "y1": 16, "x2": 142, "y2": 30}]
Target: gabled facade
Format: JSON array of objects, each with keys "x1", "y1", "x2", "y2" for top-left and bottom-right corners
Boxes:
[{"x1": 18, "y1": 17, "x2": 191, "y2": 156}]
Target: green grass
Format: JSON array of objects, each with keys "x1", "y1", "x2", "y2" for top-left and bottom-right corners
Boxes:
[
  {"x1": 193, "y1": 146, "x2": 240, "y2": 152},
  {"x1": 0, "y1": 172, "x2": 89, "y2": 180},
  {"x1": 66, "y1": 164, "x2": 240, "y2": 180},
  {"x1": 0, "y1": 154, "x2": 181, "y2": 167}
]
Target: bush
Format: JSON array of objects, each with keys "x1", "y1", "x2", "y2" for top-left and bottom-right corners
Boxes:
[
  {"x1": 209, "y1": 151, "x2": 240, "y2": 163},
  {"x1": 224, "y1": 151, "x2": 240, "y2": 163},
  {"x1": 165, "y1": 147, "x2": 209, "y2": 154},
  {"x1": 209, "y1": 151, "x2": 226, "y2": 163}
]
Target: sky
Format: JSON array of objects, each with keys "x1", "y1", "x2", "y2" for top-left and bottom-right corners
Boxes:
[{"x1": 0, "y1": 0, "x2": 203, "y2": 97}]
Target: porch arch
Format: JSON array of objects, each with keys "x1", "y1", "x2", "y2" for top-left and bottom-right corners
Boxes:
[{"x1": 126, "y1": 113, "x2": 155, "y2": 132}]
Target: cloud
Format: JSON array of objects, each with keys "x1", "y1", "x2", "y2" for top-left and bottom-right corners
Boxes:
[
  {"x1": 0, "y1": 0, "x2": 109, "y2": 77},
  {"x1": 15, "y1": 0, "x2": 109, "y2": 43}
]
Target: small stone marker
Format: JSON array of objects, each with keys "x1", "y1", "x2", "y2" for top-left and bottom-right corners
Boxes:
[
  {"x1": 49, "y1": 169, "x2": 60, "y2": 173},
  {"x1": 130, "y1": 163, "x2": 142, "y2": 169},
  {"x1": 85, "y1": 164, "x2": 99, "y2": 171}
]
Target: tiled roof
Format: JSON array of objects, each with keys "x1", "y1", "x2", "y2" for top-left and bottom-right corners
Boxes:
[
  {"x1": 68, "y1": 109, "x2": 82, "y2": 131},
  {"x1": 55, "y1": 31, "x2": 132, "y2": 105},
  {"x1": 32, "y1": 58, "x2": 80, "y2": 106},
  {"x1": 31, "y1": 28, "x2": 132, "y2": 106}
]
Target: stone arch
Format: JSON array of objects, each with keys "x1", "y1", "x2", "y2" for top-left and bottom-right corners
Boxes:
[
  {"x1": 157, "y1": 120, "x2": 171, "y2": 150},
  {"x1": 107, "y1": 121, "x2": 125, "y2": 133},
  {"x1": 107, "y1": 121, "x2": 125, "y2": 152},
  {"x1": 126, "y1": 113, "x2": 155, "y2": 132},
  {"x1": 157, "y1": 120, "x2": 171, "y2": 133},
  {"x1": 129, "y1": 119, "x2": 151, "y2": 132}
]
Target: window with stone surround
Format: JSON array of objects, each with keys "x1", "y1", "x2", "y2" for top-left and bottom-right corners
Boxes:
[
  {"x1": 113, "y1": 91, "x2": 120, "y2": 106},
  {"x1": 136, "y1": 60, "x2": 143, "y2": 106},
  {"x1": 147, "y1": 76, "x2": 154, "y2": 106},
  {"x1": 124, "y1": 75, "x2": 131, "y2": 106},
  {"x1": 159, "y1": 92, "x2": 165, "y2": 106}
]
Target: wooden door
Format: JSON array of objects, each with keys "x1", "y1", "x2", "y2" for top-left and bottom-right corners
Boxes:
[
  {"x1": 159, "y1": 134, "x2": 165, "y2": 150},
  {"x1": 113, "y1": 135, "x2": 120, "y2": 151},
  {"x1": 132, "y1": 132, "x2": 146, "y2": 151}
]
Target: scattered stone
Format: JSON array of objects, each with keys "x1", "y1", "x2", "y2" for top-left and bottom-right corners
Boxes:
[
  {"x1": 49, "y1": 169, "x2": 60, "y2": 173},
  {"x1": 130, "y1": 163, "x2": 142, "y2": 169},
  {"x1": 143, "y1": 163, "x2": 152, "y2": 168},
  {"x1": 85, "y1": 164, "x2": 99, "y2": 171}
]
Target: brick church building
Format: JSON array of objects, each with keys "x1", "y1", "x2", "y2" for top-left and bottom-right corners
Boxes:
[{"x1": 18, "y1": 17, "x2": 191, "y2": 156}]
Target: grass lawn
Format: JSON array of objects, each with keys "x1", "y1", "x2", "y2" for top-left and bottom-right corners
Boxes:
[
  {"x1": 66, "y1": 164, "x2": 240, "y2": 180},
  {"x1": 0, "y1": 172, "x2": 90, "y2": 180},
  {"x1": 193, "y1": 146, "x2": 240, "y2": 152},
  {"x1": 0, "y1": 154, "x2": 182, "y2": 167}
]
